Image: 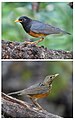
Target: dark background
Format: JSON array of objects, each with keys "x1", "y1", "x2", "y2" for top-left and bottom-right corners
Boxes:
[
  {"x1": 2, "y1": 61, "x2": 73, "y2": 117},
  {"x1": 2, "y1": 2, "x2": 73, "y2": 50}
]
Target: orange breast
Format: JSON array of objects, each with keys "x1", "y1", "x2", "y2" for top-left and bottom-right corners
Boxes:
[
  {"x1": 29, "y1": 31, "x2": 47, "y2": 38},
  {"x1": 30, "y1": 92, "x2": 49, "y2": 99}
]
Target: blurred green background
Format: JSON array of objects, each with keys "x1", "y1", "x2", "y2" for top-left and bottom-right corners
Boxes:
[
  {"x1": 2, "y1": 2, "x2": 73, "y2": 50},
  {"x1": 2, "y1": 61, "x2": 73, "y2": 117}
]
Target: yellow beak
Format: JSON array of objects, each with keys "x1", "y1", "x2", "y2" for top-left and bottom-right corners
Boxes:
[
  {"x1": 55, "y1": 74, "x2": 59, "y2": 77},
  {"x1": 15, "y1": 19, "x2": 22, "y2": 22}
]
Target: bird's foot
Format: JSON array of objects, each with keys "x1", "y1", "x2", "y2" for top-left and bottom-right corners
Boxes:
[
  {"x1": 24, "y1": 41, "x2": 38, "y2": 45},
  {"x1": 24, "y1": 38, "x2": 44, "y2": 45},
  {"x1": 33, "y1": 105, "x2": 44, "y2": 112},
  {"x1": 34, "y1": 103, "x2": 44, "y2": 111}
]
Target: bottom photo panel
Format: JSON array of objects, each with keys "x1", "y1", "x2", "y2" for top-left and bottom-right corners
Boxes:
[{"x1": 2, "y1": 61, "x2": 73, "y2": 118}]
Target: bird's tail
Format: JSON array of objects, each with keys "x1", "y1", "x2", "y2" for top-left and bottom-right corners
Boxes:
[
  {"x1": 7, "y1": 90, "x2": 24, "y2": 96},
  {"x1": 61, "y1": 29, "x2": 71, "y2": 35}
]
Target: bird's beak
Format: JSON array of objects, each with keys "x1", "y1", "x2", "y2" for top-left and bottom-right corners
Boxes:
[
  {"x1": 55, "y1": 74, "x2": 59, "y2": 77},
  {"x1": 15, "y1": 19, "x2": 22, "y2": 22}
]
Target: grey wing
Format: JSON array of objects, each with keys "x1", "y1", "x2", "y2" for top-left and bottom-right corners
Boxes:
[
  {"x1": 26, "y1": 86, "x2": 49, "y2": 95},
  {"x1": 30, "y1": 20, "x2": 66, "y2": 35},
  {"x1": 30, "y1": 21, "x2": 48, "y2": 34},
  {"x1": 19, "y1": 83, "x2": 49, "y2": 95}
]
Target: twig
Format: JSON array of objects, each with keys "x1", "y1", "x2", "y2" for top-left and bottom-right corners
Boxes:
[{"x1": 2, "y1": 92, "x2": 62, "y2": 118}]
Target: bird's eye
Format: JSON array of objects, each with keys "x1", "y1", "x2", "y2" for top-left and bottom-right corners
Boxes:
[
  {"x1": 19, "y1": 19, "x2": 22, "y2": 22},
  {"x1": 50, "y1": 76, "x2": 52, "y2": 79}
]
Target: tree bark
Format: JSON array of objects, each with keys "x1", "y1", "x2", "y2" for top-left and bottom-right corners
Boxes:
[
  {"x1": 2, "y1": 40, "x2": 73, "y2": 59},
  {"x1": 2, "y1": 92, "x2": 62, "y2": 118}
]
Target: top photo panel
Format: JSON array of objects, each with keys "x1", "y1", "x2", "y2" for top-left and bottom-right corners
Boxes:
[{"x1": 2, "y1": 2, "x2": 73, "y2": 59}]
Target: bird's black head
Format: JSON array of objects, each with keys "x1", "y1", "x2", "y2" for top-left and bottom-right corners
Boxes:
[{"x1": 15, "y1": 16, "x2": 32, "y2": 24}]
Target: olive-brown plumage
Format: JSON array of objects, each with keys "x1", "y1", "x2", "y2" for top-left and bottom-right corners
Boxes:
[{"x1": 8, "y1": 74, "x2": 59, "y2": 109}]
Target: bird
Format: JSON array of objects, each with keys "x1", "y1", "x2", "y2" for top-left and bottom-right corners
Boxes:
[
  {"x1": 8, "y1": 73, "x2": 59, "y2": 109},
  {"x1": 15, "y1": 16, "x2": 70, "y2": 45}
]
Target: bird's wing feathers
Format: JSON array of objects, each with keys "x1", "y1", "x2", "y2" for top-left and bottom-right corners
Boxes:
[
  {"x1": 19, "y1": 83, "x2": 49, "y2": 95},
  {"x1": 30, "y1": 20, "x2": 64, "y2": 35}
]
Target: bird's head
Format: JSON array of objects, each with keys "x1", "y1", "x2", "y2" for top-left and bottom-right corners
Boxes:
[
  {"x1": 15, "y1": 16, "x2": 31, "y2": 24},
  {"x1": 43, "y1": 74, "x2": 59, "y2": 86}
]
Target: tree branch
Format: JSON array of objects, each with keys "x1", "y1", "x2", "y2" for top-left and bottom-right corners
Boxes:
[
  {"x1": 2, "y1": 92, "x2": 62, "y2": 118},
  {"x1": 2, "y1": 40, "x2": 72, "y2": 59}
]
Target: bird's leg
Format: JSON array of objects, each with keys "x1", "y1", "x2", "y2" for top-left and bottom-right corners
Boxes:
[
  {"x1": 24, "y1": 41, "x2": 35, "y2": 44},
  {"x1": 34, "y1": 37, "x2": 44, "y2": 44},
  {"x1": 24, "y1": 38, "x2": 44, "y2": 45},
  {"x1": 30, "y1": 97, "x2": 43, "y2": 110}
]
